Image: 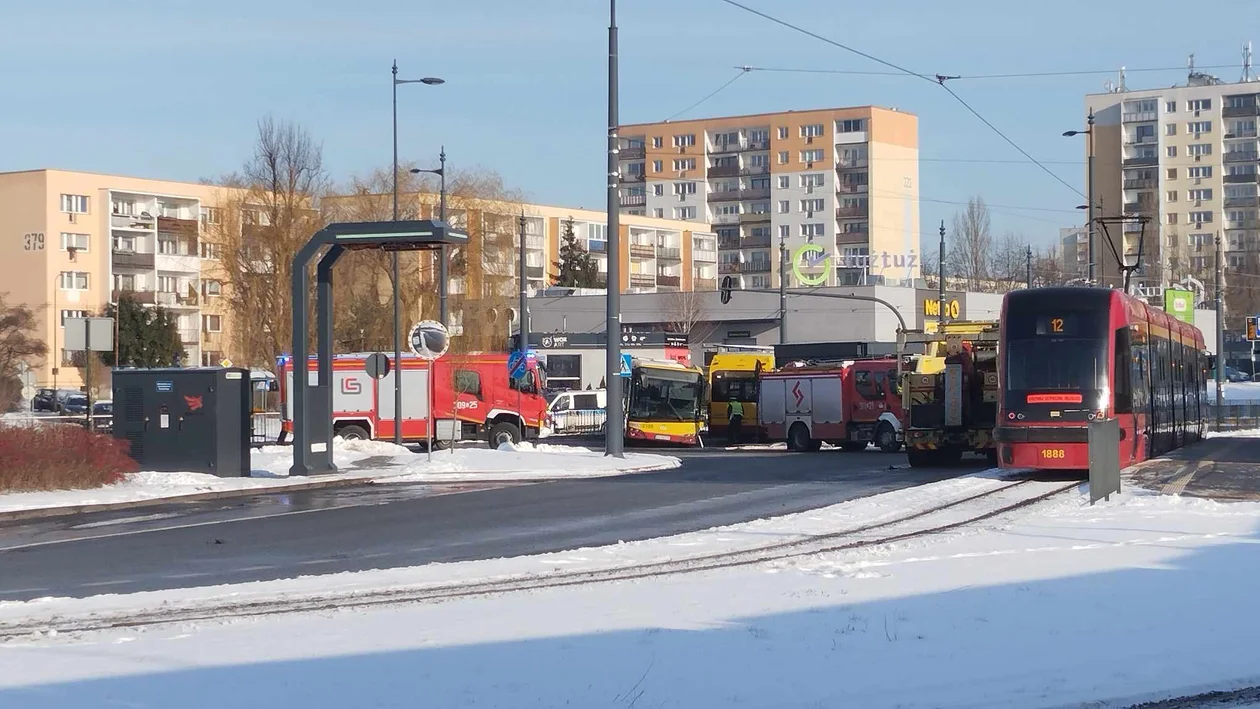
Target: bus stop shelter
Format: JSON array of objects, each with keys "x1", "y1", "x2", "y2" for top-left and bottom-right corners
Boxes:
[{"x1": 290, "y1": 220, "x2": 468, "y2": 476}]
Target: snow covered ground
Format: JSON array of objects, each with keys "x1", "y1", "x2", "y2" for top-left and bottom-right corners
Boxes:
[
  {"x1": 0, "y1": 439, "x2": 679, "y2": 516},
  {"x1": 1208, "y1": 380, "x2": 1260, "y2": 402},
  {"x1": 3, "y1": 470, "x2": 1260, "y2": 708}
]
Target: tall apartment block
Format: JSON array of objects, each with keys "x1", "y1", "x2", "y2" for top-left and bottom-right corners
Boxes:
[
  {"x1": 618, "y1": 106, "x2": 920, "y2": 288},
  {"x1": 1086, "y1": 68, "x2": 1260, "y2": 289},
  {"x1": 0, "y1": 169, "x2": 231, "y2": 391},
  {"x1": 1060, "y1": 225, "x2": 1089, "y2": 277}
]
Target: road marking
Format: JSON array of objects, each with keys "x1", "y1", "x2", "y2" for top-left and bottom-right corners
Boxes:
[
  {"x1": 79, "y1": 579, "x2": 133, "y2": 588},
  {"x1": 1162, "y1": 460, "x2": 1210, "y2": 496},
  {"x1": 0, "y1": 506, "x2": 339, "y2": 553}
]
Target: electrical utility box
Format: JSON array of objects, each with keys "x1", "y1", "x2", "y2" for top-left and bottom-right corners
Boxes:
[{"x1": 112, "y1": 367, "x2": 251, "y2": 477}]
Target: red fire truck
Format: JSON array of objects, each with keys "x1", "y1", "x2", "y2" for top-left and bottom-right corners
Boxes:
[
  {"x1": 277, "y1": 352, "x2": 549, "y2": 447},
  {"x1": 757, "y1": 358, "x2": 904, "y2": 453}
]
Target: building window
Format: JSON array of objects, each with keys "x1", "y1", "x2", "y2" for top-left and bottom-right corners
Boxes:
[
  {"x1": 672, "y1": 134, "x2": 695, "y2": 147},
  {"x1": 1165, "y1": 101, "x2": 1177, "y2": 113},
  {"x1": 1188, "y1": 189, "x2": 1212, "y2": 201},
  {"x1": 1166, "y1": 146, "x2": 1177, "y2": 158},
  {"x1": 1166, "y1": 123, "x2": 1177, "y2": 136},
  {"x1": 202, "y1": 280, "x2": 223, "y2": 297},
  {"x1": 652, "y1": 136, "x2": 662, "y2": 148},
  {"x1": 779, "y1": 224, "x2": 790, "y2": 238},
  {"x1": 800, "y1": 223, "x2": 825, "y2": 237},
  {"x1": 1189, "y1": 211, "x2": 1213, "y2": 223},
  {"x1": 778, "y1": 175, "x2": 790, "y2": 189},
  {"x1": 672, "y1": 158, "x2": 696, "y2": 171},
  {"x1": 651, "y1": 160, "x2": 662, "y2": 173},
  {"x1": 800, "y1": 173, "x2": 826, "y2": 188},
  {"x1": 652, "y1": 208, "x2": 663, "y2": 218},
  {"x1": 800, "y1": 124, "x2": 825, "y2": 138},
  {"x1": 842, "y1": 221, "x2": 868, "y2": 234},
  {"x1": 836, "y1": 118, "x2": 866, "y2": 133},
  {"x1": 60, "y1": 194, "x2": 89, "y2": 214},
  {"x1": 58, "y1": 271, "x2": 89, "y2": 290},
  {"x1": 673, "y1": 206, "x2": 696, "y2": 220},
  {"x1": 800, "y1": 149, "x2": 824, "y2": 163},
  {"x1": 1189, "y1": 143, "x2": 1212, "y2": 157},
  {"x1": 1166, "y1": 213, "x2": 1178, "y2": 225},
  {"x1": 1188, "y1": 98, "x2": 1212, "y2": 112},
  {"x1": 111, "y1": 198, "x2": 135, "y2": 216},
  {"x1": 200, "y1": 242, "x2": 222, "y2": 260},
  {"x1": 1166, "y1": 191, "x2": 1178, "y2": 203},
  {"x1": 777, "y1": 151, "x2": 789, "y2": 164},
  {"x1": 777, "y1": 126, "x2": 788, "y2": 139},
  {"x1": 1167, "y1": 168, "x2": 1178, "y2": 180},
  {"x1": 778, "y1": 200, "x2": 790, "y2": 214},
  {"x1": 59, "y1": 309, "x2": 88, "y2": 326},
  {"x1": 200, "y1": 206, "x2": 221, "y2": 225},
  {"x1": 60, "y1": 232, "x2": 89, "y2": 251},
  {"x1": 673, "y1": 182, "x2": 696, "y2": 195},
  {"x1": 1187, "y1": 121, "x2": 1212, "y2": 134},
  {"x1": 800, "y1": 199, "x2": 825, "y2": 214},
  {"x1": 1188, "y1": 166, "x2": 1212, "y2": 178},
  {"x1": 202, "y1": 314, "x2": 222, "y2": 333}
]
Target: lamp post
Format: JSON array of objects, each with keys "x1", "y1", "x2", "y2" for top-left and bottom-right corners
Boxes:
[
  {"x1": 391, "y1": 62, "x2": 444, "y2": 445},
  {"x1": 1063, "y1": 109, "x2": 1096, "y2": 283},
  {"x1": 411, "y1": 147, "x2": 449, "y2": 325},
  {"x1": 604, "y1": 0, "x2": 624, "y2": 458}
]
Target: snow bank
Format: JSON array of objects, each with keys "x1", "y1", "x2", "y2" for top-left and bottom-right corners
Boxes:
[
  {"x1": 1208, "y1": 380, "x2": 1260, "y2": 403},
  {"x1": 4, "y1": 477, "x2": 1260, "y2": 708},
  {"x1": 0, "y1": 439, "x2": 679, "y2": 516}
]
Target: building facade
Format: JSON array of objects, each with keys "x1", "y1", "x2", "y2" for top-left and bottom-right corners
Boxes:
[
  {"x1": 1059, "y1": 225, "x2": 1088, "y2": 277},
  {"x1": 1086, "y1": 70, "x2": 1260, "y2": 290},
  {"x1": 617, "y1": 106, "x2": 920, "y2": 290}
]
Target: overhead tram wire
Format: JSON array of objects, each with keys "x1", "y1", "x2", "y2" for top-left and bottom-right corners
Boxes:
[
  {"x1": 737, "y1": 64, "x2": 1242, "y2": 81},
  {"x1": 664, "y1": 67, "x2": 752, "y2": 122}
]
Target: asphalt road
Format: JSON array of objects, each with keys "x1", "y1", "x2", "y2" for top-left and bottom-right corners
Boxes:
[{"x1": 0, "y1": 448, "x2": 989, "y2": 602}]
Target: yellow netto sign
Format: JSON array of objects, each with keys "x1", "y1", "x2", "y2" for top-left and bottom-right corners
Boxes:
[{"x1": 924, "y1": 298, "x2": 960, "y2": 319}]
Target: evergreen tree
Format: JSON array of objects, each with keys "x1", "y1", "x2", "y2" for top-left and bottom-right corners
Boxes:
[
  {"x1": 99, "y1": 294, "x2": 186, "y2": 368},
  {"x1": 553, "y1": 217, "x2": 600, "y2": 288}
]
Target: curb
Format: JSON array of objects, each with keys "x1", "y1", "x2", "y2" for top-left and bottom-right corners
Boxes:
[{"x1": 0, "y1": 461, "x2": 682, "y2": 525}]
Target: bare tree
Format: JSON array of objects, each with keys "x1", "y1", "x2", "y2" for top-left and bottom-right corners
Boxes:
[
  {"x1": 663, "y1": 289, "x2": 719, "y2": 349},
  {"x1": 947, "y1": 197, "x2": 993, "y2": 291},
  {"x1": 1031, "y1": 245, "x2": 1068, "y2": 287},
  {"x1": 0, "y1": 295, "x2": 47, "y2": 411},
  {"x1": 919, "y1": 247, "x2": 941, "y2": 290},
  {"x1": 204, "y1": 117, "x2": 329, "y2": 368},
  {"x1": 988, "y1": 232, "x2": 1029, "y2": 289}
]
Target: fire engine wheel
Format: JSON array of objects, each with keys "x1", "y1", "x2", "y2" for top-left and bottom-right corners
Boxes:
[
  {"x1": 336, "y1": 424, "x2": 370, "y2": 441},
  {"x1": 487, "y1": 421, "x2": 522, "y2": 448},
  {"x1": 876, "y1": 422, "x2": 901, "y2": 453},
  {"x1": 906, "y1": 448, "x2": 934, "y2": 468},
  {"x1": 787, "y1": 423, "x2": 814, "y2": 452}
]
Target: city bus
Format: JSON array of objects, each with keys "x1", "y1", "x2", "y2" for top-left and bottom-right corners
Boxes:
[
  {"x1": 995, "y1": 286, "x2": 1209, "y2": 470},
  {"x1": 706, "y1": 346, "x2": 775, "y2": 442},
  {"x1": 625, "y1": 357, "x2": 706, "y2": 446}
]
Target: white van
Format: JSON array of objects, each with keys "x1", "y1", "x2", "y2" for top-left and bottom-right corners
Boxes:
[{"x1": 547, "y1": 389, "x2": 607, "y2": 435}]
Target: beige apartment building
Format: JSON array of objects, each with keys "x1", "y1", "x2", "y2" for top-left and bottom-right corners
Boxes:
[
  {"x1": 618, "y1": 106, "x2": 921, "y2": 289},
  {"x1": 0, "y1": 169, "x2": 716, "y2": 389},
  {"x1": 1085, "y1": 67, "x2": 1260, "y2": 290}
]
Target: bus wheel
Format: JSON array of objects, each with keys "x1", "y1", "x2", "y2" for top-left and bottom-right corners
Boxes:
[
  {"x1": 876, "y1": 422, "x2": 901, "y2": 453},
  {"x1": 336, "y1": 424, "x2": 370, "y2": 441},
  {"x1": 787, "y1": 423, "x2": 813, "y2": 452},
  {"x1": 487, "y1": 421, "x2": 521, "y2": 448}
]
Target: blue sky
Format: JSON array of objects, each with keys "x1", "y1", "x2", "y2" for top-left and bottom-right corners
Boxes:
[{"x1": 3, "y1": 0, "x2": 1258, "y2": 250}]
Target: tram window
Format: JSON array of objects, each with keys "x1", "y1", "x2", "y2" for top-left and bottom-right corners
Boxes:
[{"x1": 1114, "y1": 328, "x2": 1133, "y2": 414}]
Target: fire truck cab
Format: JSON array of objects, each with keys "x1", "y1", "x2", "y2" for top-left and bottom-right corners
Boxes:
[
  {"x1": 758, "y1": 358, "x2": 904, "y2": 452},
  {"x1": 278, "y1": 352, "x2": 549, "y2": 447}
]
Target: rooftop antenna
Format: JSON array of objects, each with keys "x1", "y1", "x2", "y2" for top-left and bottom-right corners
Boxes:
[
  {"x1": 1103, "y1": 79, "x2": 1115, "y2": 93},
  {"x1": 1118, "y1": 66, "x2": 1127, "y2": 92},
  {"x1": 1244, "y1": 42, "x2": 1257, "y2": 83}
]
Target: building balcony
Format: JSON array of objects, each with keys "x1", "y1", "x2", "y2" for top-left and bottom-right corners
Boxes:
[
  {"x1": 1122, "y1": 156, "x2": 1159, "y2": 167},
  {"x1": 1123, "y1": 178, "x2": 1156, "y2": 190},
  {"x1": 155, "y1": 252, "x2": 200, "y2": 274},
  {"x1": 739, "y1": 234, "x2": 772, "y2": 248},
  {"x1": 619, "y1": 173, "x2": 645, "y2": 183},
  {"x1": 1224, "y1": 151, "x2": 1260, "y2": 163},
  {"x1": 718, "y1": 236, "x2": 741, "y2": 250},
  {"x1": 739, "y1": 187, "x2": 771, "y2": 201},
  {"x1": 836, "y1": 159, "x2": 869, "y2": 170},
  {"x1": 1225, "y1": 129, "x2": 1259, "y2": 139},
  {"x1": 712, "y1": 213, "x2": 741, "y2": 225},
  {"x1": 112, "y1": 249, "x2": 155, "y2": 270},
  {"x1": 741, "y1": 261, "x2": 772, "y2": 273},
  {"x1": 620, "y1": 194, "x2": 647, "y2": 208},
  {"x1": 692, "y1": 248, "x2": 717, "y2": 262},
  {"x1": 707, "y1": 165, "x2": 740, "y2": 178},
  {"x1": 741, "y1": 140, "x2": 770, "y2": 152},
  {"x1": 1225, "y1": 196, "x2": 1259, "y2": 208},
  {"x1": 835, "y1": 205, "x2": 868, "y2": 219},
  {"x1": 656, "y1": 246, "x2": 681, "y2": 261},
  {"x1": 836, "y1": 228, "x2": 869, "y2": 240},
  {"x1": 620, "y1": 146, "x2": 645, "y2": 160},
  {"x1": 112, "y1": 214, "x2": 154, "y2": 230},
  {"x1": 1225, "y1": 173, "x2": 1260, "y2": 184},
  {"x1": 526, "y1": 265, "x2": 545, "y2": 280},
  {"x1": 694, "y1": 277, "x2": 717, "y2": 290},
  {"x1": 629, "y1": 273, "x2": 656, "y2": 288},
  {"x1": 179, "y1": 328, "x2": 200, "y2": 345},
  {"x1": 588, "y1": 240, "x2": 607, "y2": 253},
  {"x1": 655, "y1": 274, "x2": 681, "y2": 287},
  {"x1": 1123, "y1": 202, "x2": 1156, "y2": 214},
  {"x1": 629, "y1": 243, "x2": 656, "y2": 258},
  {"x1": 1224, "y1": 105, "x2": 1260, "y2": 118},
  {"x1": 836, "y1": 183, "x2": 869, "y2": 195},
  {"x1": 1124, "y1": 135, "x2": 1158, "y2": 145},
  {"x1": 707, "y1": 190, "x2": 742, "y2": 203},
  {"x1": 739, "y1": 212, "x2": 771, "y2": 224},
  {"x1": 112, "y1": 289, "x2": 157, "y2": 305},
  {"x1": 156, "y1": 216, "x2": 198, "y2": 237},
  {"x1": 739, "y1": 166, "x2": 770, "y2": 176},
  {"x1": 1122, "y1": 111, "x2": 1157, "y2": 123}
]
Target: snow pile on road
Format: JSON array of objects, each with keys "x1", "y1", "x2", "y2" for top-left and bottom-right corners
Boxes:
[
  {"x1": 4, "y1": 475, "x2": 1260, "y2": 707},
  {"x1": 0, "y1": 438, "x2": 678, "y2": 516},
  {"x1": 1208, "y1": 380, "x2": 1260, "y2": 402}
]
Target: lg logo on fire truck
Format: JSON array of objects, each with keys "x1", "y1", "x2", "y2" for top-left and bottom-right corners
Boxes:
[{"x1": 341, "y1": 379, "x2": 362, "y2": 394}]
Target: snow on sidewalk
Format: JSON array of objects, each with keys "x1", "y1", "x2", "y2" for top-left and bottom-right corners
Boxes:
[{"x1": 0, "y1": 439, "x2": 679, "y2": 516}]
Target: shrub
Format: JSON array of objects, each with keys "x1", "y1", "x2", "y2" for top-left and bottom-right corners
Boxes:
[{"x1": 0, "y1": 424, "x2": 139, "y2": 493}]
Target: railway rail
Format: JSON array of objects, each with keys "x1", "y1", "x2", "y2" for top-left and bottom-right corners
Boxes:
[{"x1": 0, "y1": 475, "x2": 1081, "y2": 639}]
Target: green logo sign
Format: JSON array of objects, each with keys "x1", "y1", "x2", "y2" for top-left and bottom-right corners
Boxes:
[
  {"x1": 792, "y1": 243, "x2": 830, "y2": 286},
  {"x1": 1164, "y1": 288, "x2": 1194, "y2": 325}
]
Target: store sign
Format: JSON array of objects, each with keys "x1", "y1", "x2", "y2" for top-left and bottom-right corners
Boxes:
[
  {"x1": 924, "y1": 298, "x2": 961, "y2": 319},
  {"x1": 1164, "y1": 288, "x2": 1194, "y2": 325},
  {"x1": 791, "y1": 244, "x2": 830, "y2": 286},
  {"x1": 791, "y1": 244, "x2": 920, "y2": 286}
]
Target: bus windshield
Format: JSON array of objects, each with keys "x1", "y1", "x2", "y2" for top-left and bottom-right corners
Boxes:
[{"x1": 628, "y1": 369, "x2": 704, "y2": 422}]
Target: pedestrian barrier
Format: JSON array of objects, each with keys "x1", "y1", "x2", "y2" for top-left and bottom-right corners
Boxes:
[{"x1": 1210, "y1": 400, "x2": 1260, "y2": 431}]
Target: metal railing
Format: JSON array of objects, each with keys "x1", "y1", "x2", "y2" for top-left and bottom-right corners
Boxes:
[{"x1": 251, "y1": 411, "x2": 283, "y2": 445}]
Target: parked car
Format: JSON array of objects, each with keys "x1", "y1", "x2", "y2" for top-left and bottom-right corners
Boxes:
[
  {"x1": 546, "y1": 389, "x2": 607, "y2": 435},
  {"x1": 92, "y1": 400, "x2": 112, "y2": 432},
  {"x1": 33, "y1": 388, "x2": 76, "y2": 412},
  {"x1": 60, "y1": 395, "x2": 89, "y2": 416}
]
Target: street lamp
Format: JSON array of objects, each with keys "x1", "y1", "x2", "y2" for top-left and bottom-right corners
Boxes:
[
  {"x1": 391, "y1": 62, "x2": 444, "y2": 445},
  {"x1": 410, "y1": 147, "x2": 449, "y2": 326},
  {"x1": 1063, "y1": 108, "x2": 1096, "y2": 283}
]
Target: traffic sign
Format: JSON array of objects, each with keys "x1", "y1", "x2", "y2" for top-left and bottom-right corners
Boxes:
[
  {"x1": 408, "y1": 320, "x2": 450, "y2": 360},
  {"x1": 365, "y1": 352, "x2": 391, "y2": 379},
  {"x1": 1248, "y1": 316, "x2": 1259, "y2": 342},
  {"x1": 508, "y1": 350, "x2": 528, "y2": 379},
  {"x1": 618, "y1": 353, "x2": 633, "y2": 377},
  {"x1": 720, "y1": 276, "x2": 733, "y2": 305},
  {"x1": 20, "y1": 386, "x2": 35, "y2": 401}
]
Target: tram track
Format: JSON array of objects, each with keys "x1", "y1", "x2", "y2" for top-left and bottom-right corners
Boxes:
[{"x1": 0, "y1": 476, "x2": 1081, "y2": 640}]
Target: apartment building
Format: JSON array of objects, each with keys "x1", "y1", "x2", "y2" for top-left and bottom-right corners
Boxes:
[
  {"x1": 1059, "y1": 225, "x2": 1089, "y2": 278},
  {"x1": 617, "y1": 106, "x2": 920, "y2": 289},
  {"x1": 0, "y1": 169, "x2": 234, "y2": 390},
  {"x1": 1086, "y1": 70, "x2": 1260, "y2": 288}
]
